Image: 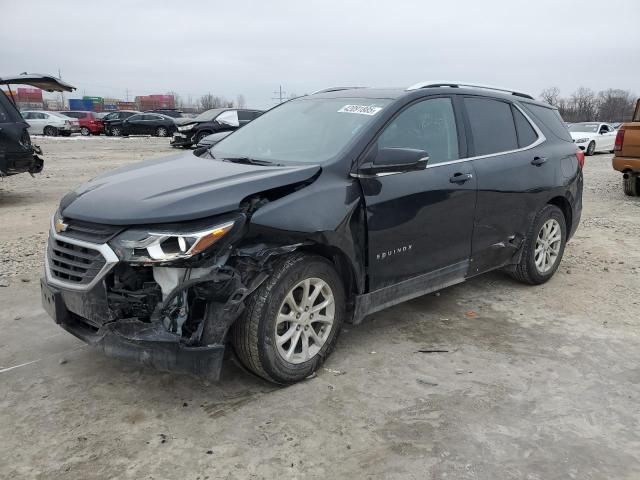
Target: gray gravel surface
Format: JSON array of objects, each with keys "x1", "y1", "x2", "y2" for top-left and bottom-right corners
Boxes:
[{"x1": 1, "y1": 137, "x2": 639, "y2": 479}]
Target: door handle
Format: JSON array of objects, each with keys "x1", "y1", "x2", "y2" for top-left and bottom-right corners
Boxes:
[
  {"x1": 449, "y1": 172, "x2": 473, "y2": 184},
  {"x1": 531, "y1": 156, "x2": 547, "y2": 166}
]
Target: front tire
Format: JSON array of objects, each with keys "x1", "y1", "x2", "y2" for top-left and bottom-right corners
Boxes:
[
  {"x1": 586, "y1": 141, "x2": 596, "y2": 156},
  {"x1": 80, "y1": 127, "x2": 90, "y2": 136},
  {"x1": 623, "y1": 175, "x2": 640, "y2": 196},
  {"x1": 509, "y1": 204, "x2": 567, "y2": 285},
  {"x1": 233, "y1": 253, "x2": 345, "y2": 384},
  {"x1": 43, "y1": 126, "x2": 58, "y2": 137}
]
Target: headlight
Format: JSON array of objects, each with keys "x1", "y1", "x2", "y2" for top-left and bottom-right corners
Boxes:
[
  {"x1": 110, "y1": 220, "x2": 235, "y2": 264},
  {"x1": 575, "y1": 138, "x2": 589, "y2": 143},
  {"x1": 178, "y1": 124, "x2": 195, "y2": 132}
]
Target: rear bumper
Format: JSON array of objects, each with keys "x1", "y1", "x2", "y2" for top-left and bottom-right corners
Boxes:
[
  {"x1": 0, "y1": 150, "x2": 43, "y2": 176},
  {"x1": 612, "y1": 155, "x2": 640, "y2": 173},
  {"x1": 41, "y1": 278, "x2": 225, "y2": 380}
]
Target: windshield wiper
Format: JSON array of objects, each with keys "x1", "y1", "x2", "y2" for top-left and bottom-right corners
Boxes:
[{"x1": 221, "y1": 157, "x2": 281, "y2": 166}]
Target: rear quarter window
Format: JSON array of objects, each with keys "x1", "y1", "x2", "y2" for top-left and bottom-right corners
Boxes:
[{"x1": 521, "y1": 103, "x2": 573, "y2": 142}]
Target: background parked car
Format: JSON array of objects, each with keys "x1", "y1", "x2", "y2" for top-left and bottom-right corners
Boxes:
[
  {"x1": 568, "y1": 122, "x2": 617, "y2": 155},
  {"x1": 59, "y1": 110, "x2": 104, "y2": 136},
  {"x1": 109, "y1": 112, "x2": 177, "y2": 137},
  {"x1": 0, "y1": 73, "x2": 75, "y2": 176},
  {"x1": 20, "y1": 111, "x2": 80, "y2": 136},
  {"x1": 170, "y1": 108, "x2": 262, "y2": 148},
  {"x1": 102, "y1": 110, "x2": 140, "y2": 135}
]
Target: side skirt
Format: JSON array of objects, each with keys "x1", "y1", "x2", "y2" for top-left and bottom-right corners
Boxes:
[{"x1": 350, "y1": 260, "x2": 468, "y2": 325}]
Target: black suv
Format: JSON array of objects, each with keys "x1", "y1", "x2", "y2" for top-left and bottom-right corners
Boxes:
[
  {"x1": 0, "y1": 74, "x2": 75, "y2": 177},
  {"x1": 41, "y1": 82, "x2": 583, "y2": 384},
  {"x1": 170, "y1": 108, "x2": 262, "y2": 148}
]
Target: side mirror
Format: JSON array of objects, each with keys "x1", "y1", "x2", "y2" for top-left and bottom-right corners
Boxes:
[{"x1": 357, "y1": 147, "x2": 429, "y2": 176}]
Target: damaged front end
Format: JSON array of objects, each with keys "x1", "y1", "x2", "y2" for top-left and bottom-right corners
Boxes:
[{"x1": 40, "y1": 210, "x2": 292, "y2": 380}]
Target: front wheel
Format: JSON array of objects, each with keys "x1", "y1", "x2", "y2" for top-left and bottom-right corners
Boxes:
[
  {"x1": 586, "y1": 141, "x2": 596, "y2": 156},
  {"x1": 233, "y1": 254, "x2": 345, "y2": 384},
  {"x1": 509, "y1": 204, "x2": 566, "y2": 285}
]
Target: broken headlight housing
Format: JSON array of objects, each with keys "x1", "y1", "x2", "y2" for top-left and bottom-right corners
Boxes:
[{"x1": 109, "y1": 219, "x2": 236, "y2": 264}]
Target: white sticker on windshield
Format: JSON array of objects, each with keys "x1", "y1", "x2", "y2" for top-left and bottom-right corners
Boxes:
[{"x1": 338, "y1": 104, "x2": 383, "y2": 116}]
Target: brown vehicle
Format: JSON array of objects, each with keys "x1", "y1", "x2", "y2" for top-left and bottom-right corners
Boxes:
[{"x1": 612, "y1": 99, "x2": 640, "y2": 196}]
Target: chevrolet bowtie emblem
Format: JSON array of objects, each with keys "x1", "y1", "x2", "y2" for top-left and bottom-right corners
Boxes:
[{"x1": 55, "y1": 218, "x2": 69, "y2": 233}]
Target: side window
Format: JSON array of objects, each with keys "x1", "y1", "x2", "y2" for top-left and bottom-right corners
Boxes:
[
  {"x1": 378, "y1": 97, "x2": 459, "y2": 164},
  {"x1": 599, "y1": 124, "x2": 610, "y2": 134},
  {"x1": 237, "y1": 110, "x2": 252, "y2": 122},
  {"x1": 512, "y1": 106, "x2": 538, "y2": 148},
  {"x1": 35, "y1": 112, "x2": 47, "y2": 120},
  {"x1": 521, "y1": 103, "x2": 573, "y2": 143},
  {"x1": 0, "y1": 99, "x2": 8, "y2": 122},
  {"x1": 21, "y1": 112, "x2": 32, "y2": 120},
  {"x1": 464, "y1": 97, "x2": 518, "y2": 156},
  {"x1": 128, "y1": 114, "x2": 142, "y2": 121}
]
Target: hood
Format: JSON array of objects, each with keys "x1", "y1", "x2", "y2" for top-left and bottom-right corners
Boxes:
[
  {"x1": 198, "y1": 131, "x2": 233, "y2": 146},
  {"x1": 570, "y1": 131, "x2": 596, "y2": 140},
  {"x1": 60, "y1": 153, "x2": 320, "y2": 225},
  {"x1": 174, "y1": 117, "x2": 194, "y2": 126},
  {"x1": 0, "y1": 73, "x2": 75, "y2": 92}
]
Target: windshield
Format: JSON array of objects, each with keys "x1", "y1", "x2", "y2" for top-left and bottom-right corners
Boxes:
[
  {"x1": 193, "y1": 108, "x2": 226, "y2": 122},
  {"x1": 568, "y1": 123, "x2": 599, "y2": 133},
  {"x1": 211, "y1": 97, "x2": 391, "y2": 164}
]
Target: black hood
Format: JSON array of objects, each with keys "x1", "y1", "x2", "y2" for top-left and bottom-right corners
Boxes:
[{"x1": 60, "y1": 153, "x2": 320, "y2": 225}]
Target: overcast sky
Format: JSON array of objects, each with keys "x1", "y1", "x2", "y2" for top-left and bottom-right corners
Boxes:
[{"x1": 2, "y1": 0, "x2": 638, "y2": 108}]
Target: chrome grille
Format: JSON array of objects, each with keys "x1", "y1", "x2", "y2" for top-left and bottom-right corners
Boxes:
[{"x1": 47, "y1": 236, "x2": 106, "y2": 285}]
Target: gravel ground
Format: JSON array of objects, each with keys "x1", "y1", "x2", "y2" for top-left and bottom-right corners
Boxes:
[{"x1": 1, "y1": 136, "x2": 639, "y2": 479}]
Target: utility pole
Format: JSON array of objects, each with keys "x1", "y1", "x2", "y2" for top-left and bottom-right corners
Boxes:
[
  {"x1": 126, "y1": 88, "x2": 129, "y2": 102},
  {"x1": 272, "y1": 85, "x2": 287, "y2": 104},
  {"x1": 58, "y1": 68, "x2": 65, "y2": 109}
]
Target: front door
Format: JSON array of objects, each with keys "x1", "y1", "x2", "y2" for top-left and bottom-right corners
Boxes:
[{"x1": 358, "y1": 96, "x2": 477, "y2": 290}]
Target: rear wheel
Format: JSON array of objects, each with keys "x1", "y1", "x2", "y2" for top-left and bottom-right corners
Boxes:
[
  {"x1": 623, "y1": 175, "x2": 640, "y2": 196},
  {"x1": 586, "y1": 141, "x2": 596, "y2": 156},
  {"x1": 80, "y1": 127, "x2": 90, "y2": 136},
  {"x1": 43, "y1": 126, "x2": 58, "y2": 137},
  {"x1": 110, "y1": 126, "x2": 123, "y2": 136},
  {"x1": 233, "y1": 253, "x2": 345, "y2": 384},
  {"x1": 156, "y1": 126, "x2": 168, "y2": 137},
  {"x1": 509, "y1": 204, "x2": 566, "y2": 285}
]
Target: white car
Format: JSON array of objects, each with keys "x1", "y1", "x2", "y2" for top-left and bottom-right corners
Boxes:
[
  {"x1": 568, "y1": 122, "x2": 617, "y2": 156},
  {"x1": 20, "y1": 110, "x2": 80, "y2": 137}
]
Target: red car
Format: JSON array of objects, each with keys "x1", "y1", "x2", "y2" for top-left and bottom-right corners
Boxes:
[{"x1": 58, "y1": 111, "x2": 104, "y2": 136}]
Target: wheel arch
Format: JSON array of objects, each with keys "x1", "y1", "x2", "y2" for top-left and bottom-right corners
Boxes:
[{"x1": 548, "y1": 195, "x2": 572, "y2": 234}]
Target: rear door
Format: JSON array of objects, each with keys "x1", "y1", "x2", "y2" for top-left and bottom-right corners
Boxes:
[
  {"x1": 0, "y1": 93, "x2": 32, "y2": 172},
  {"x1": 359, "y1": 95, "x2": 477, "y2": 290},
  {"x1": 464, "y1": 96, "x2": 550, "y2": 274}
]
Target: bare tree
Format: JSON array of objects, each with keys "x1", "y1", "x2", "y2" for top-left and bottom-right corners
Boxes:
[
  {"x1": 236, "y1": 94, "x2": 246, "y2": 108},
  {"x1": 597, "y1": 89, "x2": 635, "y2": 122},
  {"x1": 540, "y1": 87, "x2": 560, "y2": 107},
  {"x1": 200, "y1": 93, "x2": 215, "y2": 110},
  {"x1": 566, "y1": 87, "x2": 598, "y2": 122}
]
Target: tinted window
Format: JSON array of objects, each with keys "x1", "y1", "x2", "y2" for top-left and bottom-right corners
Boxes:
[
  {"x1": 522, "y1": 103, "x2": 573, "y2": 142},
  {"x1": 378, "y1": 98, "x2": 459, "y2": 164},
  {"x1": 512, "y1": 106, "x2": 538, "y2": 147},
  {"x1": 34, "y1": 112, "x2": 47, "y2": 119},
  {"x1": 464, "y1": 97, "x2": 517, "y2": 155},
  {"x1": 237, "y1": 110, "x2": 253, "y2": 121},
  {"x1": 21, "y1": 112, "x2": 33, "y2": 120},
  {"x1": 128, "y1": 114, "x2": 143, "y2": 121}
]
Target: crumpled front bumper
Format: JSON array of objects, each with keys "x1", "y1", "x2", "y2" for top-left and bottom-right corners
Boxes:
[{"x1": 41, "y1": 279, "x2": 225, "y2": 380}]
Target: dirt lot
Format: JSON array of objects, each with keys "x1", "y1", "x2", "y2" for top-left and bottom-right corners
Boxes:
[{"x1": 1, "y1": 137, "x2": 639, "y2": 479}]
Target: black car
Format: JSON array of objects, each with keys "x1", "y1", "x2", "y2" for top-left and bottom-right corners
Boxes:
[
  {"x1": 170, "y1": 108, "x2": 262, "y2": 148},
  {"x1": 148, "y1": 109, "x2": 184, "y2": 119},
  {"x1": 109, "y1": 112, "x2": 177, "y2": 137},
  {"x1": 0, "y1": 73, "x2": 75, "y2": 177},
  {"x1": 41, "y1": 82, "x2": 583, "y2": 384},
  {"x1": 102, "y1": 110, "x2": 140, "y2": 135}
]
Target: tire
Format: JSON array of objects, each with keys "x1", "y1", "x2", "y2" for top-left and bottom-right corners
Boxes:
[
  {"x1": 233, "y1": 253, "x2": 345, "y2": 384},
  {"x1": 586, "y1": 141, "x2": 596, "y2": 156},
  {"x1": 195, "y1": 131, "x2": 211, "y2": 143},
  {"x1": 43, "y1": 126, "x2": 58, "y2": 137},
  {"x1": 155, "y1": 127, "x2": 168, "y2": 137},
  {"x1": 80, "y1": 127, "x2": 90, "y2": 136},
  {"x1": 110, "y1": 126, "x2": 123, "y2": 136},
  {"x1": 623, "y1": 175, "x2": 640, "y2": 196},
  {"x1": 509, "y1": 204, "x2": 567, "y2": 285}
]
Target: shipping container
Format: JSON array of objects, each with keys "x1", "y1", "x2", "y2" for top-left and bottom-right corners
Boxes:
[{"x1": 69, "y1": 99, "x2": 95, "y2": 111}]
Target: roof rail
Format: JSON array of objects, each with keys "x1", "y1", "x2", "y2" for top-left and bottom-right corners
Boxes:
[
  {"x1": 310, "y1": 86, "x2": 365, "y2": 95},
  {"x1": 406, "y1": 81, "x2": 534, "y2": 100}
]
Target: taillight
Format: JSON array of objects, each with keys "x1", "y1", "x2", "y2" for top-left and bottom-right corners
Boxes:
[
  {"x1": 614, "y1": 129, "x2": 625, "y2": 152},
  {"x1": 576, "y1": 148, "x2": 585, "y2": 169}
]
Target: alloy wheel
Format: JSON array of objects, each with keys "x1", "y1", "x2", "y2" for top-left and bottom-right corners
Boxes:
[
  {"x1": 275, "y1": 278, "x2": 335, "y2": 364},
  {"x1": 157, "y1": 127, "x2": 168, "y2": 137},
  {"x1": 534, "y1": 219, "x2": 562, "y2": 273}
]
